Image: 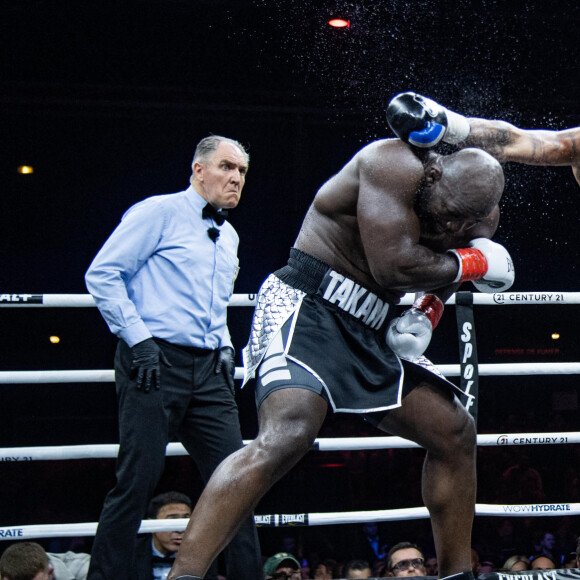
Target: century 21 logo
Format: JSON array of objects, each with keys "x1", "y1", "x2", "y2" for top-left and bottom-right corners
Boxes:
[{"x1": 497, "y1": 435, "x2": 509, "y2": 445}]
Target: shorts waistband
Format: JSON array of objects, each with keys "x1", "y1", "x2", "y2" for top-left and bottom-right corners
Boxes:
[
  {"x1": 274, "y1": 248, "x2": 331, "y2": 293},
  {"x1": 275, "y1": 248, "x2": 393, "y2": 331}
]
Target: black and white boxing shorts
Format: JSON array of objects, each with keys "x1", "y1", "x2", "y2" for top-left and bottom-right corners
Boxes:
[{"x1": 242, "y1": 248, "x2": 468, "y2": 421}]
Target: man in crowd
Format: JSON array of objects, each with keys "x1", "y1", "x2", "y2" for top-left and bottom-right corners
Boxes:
[
  {"x1": 142, "y1": 491, "x2": 192, "y2": 580},
  {"x1": 263, "y1": 552, "x2": 301, "y2": 580},
  {"x1": 344, "y1": 559, "x2": 373, "y2": 579},
  {"x1": 0, "y1": 542, "x2": 89, "y2": 580},
  {"x1": 386, "y1": 543, "x2": 427, "y2": 578}
]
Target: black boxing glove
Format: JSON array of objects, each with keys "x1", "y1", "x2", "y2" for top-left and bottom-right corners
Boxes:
[{"x1": 386, "y1": 92, "x2": 470, "y2": 148}]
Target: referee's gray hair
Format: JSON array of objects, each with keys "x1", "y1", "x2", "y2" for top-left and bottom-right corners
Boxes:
[{"x1": 192, "y1": 135, "x2": 249, "y2": 166}]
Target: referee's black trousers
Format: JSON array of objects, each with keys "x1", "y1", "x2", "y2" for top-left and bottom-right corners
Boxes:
[{"x1": 87, "y1": 338, "x2": 262, "y2": 580}]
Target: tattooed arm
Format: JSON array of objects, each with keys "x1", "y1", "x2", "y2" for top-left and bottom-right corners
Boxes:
[{"x1": 463, "y1": 119, "x2": 580, "y2": 186}]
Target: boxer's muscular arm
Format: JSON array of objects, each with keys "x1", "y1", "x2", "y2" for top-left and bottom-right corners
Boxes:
[
  {"x1": 464, "y1": 120, "x2": 580, "y2": 186},
  {"x1": 421, "y1": 207, "x2": 499, "y2": 301},
  {"x1": 356, "y1": 142, "x2": 460, "y2": 292}
]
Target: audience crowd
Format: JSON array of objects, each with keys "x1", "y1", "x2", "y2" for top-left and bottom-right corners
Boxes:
[
  {"x1": 258, "y1": 529, "x2": 580, "y2": 579},
  {"x1": 2, "y1": 386, "x2": 578, "y2": 580},
  {"x1": 1, "y1": 528, "x2": 578, "y2": 579}
]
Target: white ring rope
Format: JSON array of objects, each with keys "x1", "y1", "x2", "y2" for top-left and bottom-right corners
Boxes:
[
  {"x1": 1, "y1": 432, "x2": 578, "y2": 462},
  {"x1": 2, "y1": 362, "x2": 580, "y2": 385},
  {"x1": 3, "y1": 503, "x2": 580, "y2": 541},
  {"x1": 3, "y1": 291, "x2": 579, "y2": 545},
  {"x1": 1, "y1": 291, "x2": 580, "y2": 307}
]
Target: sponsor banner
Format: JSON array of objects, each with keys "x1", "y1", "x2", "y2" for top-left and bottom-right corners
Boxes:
[
  {"x1": 492, "y1": 293, "x2": 566, "y2": 304},
  {"x1": 280, "y1": 513, "x2": 308, "y2": 526},
  {"x1": 502, "y1": 504, "x2": 572, "y2": 513},
  {"x1": 0, "y1": 528, "x2": 24, "y2": 539},
  {"x1": 496, "y1": 435, "x2": 569, "y2": 446},
  {"x1": 481, "y1": 570, "x2": 580, "y2": 580},
  {"x1": 455, "y1": 292, "x2": 479, "y2": 421},
  {"x1": 0, "y1": 293, "x2": 42, "y2": 304},
  {"x1": 254, "y1": 513, "x2": 309, "y2": 527},
  {"x1": 254, "y1": 514, "x2": 276, "y2": 527}
]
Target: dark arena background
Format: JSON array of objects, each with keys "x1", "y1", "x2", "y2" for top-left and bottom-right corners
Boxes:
[{"x1": 1, "y1": 0, "x2": 579, "y2": 575}]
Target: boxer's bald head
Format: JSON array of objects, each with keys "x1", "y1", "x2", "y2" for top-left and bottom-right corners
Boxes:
[
  {"x1": 419, "y1": 148, "x2": 504, "y2": 237},
  {"x1": 441, "y1": 148, "x2": 504, "y2": 216}
]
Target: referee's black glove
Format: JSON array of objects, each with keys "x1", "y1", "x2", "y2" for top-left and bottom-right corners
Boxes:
[
  {"x1": 215, "y1": 346, "x2": 235, "y2": 391},
  {"x1": 130, "y1": 338, "x2": 171, "y2": 393}
]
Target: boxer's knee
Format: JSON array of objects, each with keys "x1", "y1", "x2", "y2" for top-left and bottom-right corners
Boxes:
[
  {"x1": 248, "y1": 420, "x2": 317, "y2": 481},
  {"x1": 442, "y1": 404, "x2": 476, "y2": 459}
]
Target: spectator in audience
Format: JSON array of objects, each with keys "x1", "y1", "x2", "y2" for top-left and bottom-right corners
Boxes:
[
  {"x1": 502, "y1": 453, "x2": 545, "y2": 504},
  {"x1": 299, "y1": 556, "x2": 310, "y2": 579},
  {"x1": 385, "y1": 542, "x2": 427, "y2": 577},
  {"x1": 352, "y1": 522, "x2": 389, "y2": 565},
  {"x1": 312, "y1": 558, "x2": 339, "y2": 579},
  {"x1": 263, "y1": 552, "x2": 301, "y2": 580},
  {"x1": 424, "y1": 555, "x2": 438, "y2": 577},
  {"x1": 491, "y1": 518, "x2": 529, "y2": 565},
  {"x1": 0, "y1": 542, "x2": 90, "y2": 580},
  {"x1": 477, "y1": 560, "x2": 496, "y2": 574},
  {"x1": 343, "y1": 559, "x2": 373, "y2": 579},
  {"x1": 537, "y1": 531, "x2": 558, "y2": 563},
  {"x1": 562, "y1": 552, "x2": 578, "y2": 569},
  {"x1": 554, "y1": 519, "x2": 578, "y2": 565},
  {"x1": 501, "y1": 555, "x2": 529, "y2": 572},
  {"x1": 530, "y1": 555, "x2": 556, "y2": 570},
  {"x1": 372, "y1": 559, "x2": 388, "y2": 578},
  {"x1": 142, "y1": 491, "x2": 193, "y2": 580}
]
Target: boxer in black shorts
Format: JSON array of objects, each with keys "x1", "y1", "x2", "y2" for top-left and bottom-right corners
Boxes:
[
  {"x1": 249, "y1": 249, "x2": 467, "y2": 420},
  {"x1": 169, "y1": 95, "x2": 580, "y2": 580}
]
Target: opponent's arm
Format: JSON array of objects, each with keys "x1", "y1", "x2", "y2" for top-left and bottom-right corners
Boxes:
[
  {"x1": 387, "y1": 92, "x2": 580, "y2": 186},
  {"x1": 464, "y1": 120, "x2": 580, "y2": 186}
]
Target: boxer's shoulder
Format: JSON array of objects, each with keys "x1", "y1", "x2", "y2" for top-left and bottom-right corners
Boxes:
[{"x1": 358, "y1": 139, "x2": 424, "y2": 181}]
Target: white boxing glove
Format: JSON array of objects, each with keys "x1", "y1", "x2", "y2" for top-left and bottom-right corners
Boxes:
[
  {"x1": 386, "y1": 295, "x2": 444, "y2": 361},
  {"x1": 448, "y1": 237, "x2": 515, "y2": 293}
]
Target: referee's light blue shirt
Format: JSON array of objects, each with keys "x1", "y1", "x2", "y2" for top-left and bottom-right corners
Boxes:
[{"x1": 85, "y1": 186, "x2": 239, "y2": 350}]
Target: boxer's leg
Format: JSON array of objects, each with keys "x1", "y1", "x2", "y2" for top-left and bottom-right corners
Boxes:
[
  {"x1": 168, "y1": 387, "x2": 328, "y2": 579},
  {"x1": 376, "y1": 381, "x2": 476, "y2": 578}
]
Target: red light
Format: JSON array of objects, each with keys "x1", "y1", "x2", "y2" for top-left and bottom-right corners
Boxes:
[{"x1": 328, "y1": 18, "x2": 350, "y2": 28}]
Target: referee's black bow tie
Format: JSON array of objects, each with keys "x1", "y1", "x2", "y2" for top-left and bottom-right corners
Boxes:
[{"x1": 202, "y1": 203, "x2": 227, "y2": 226}]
